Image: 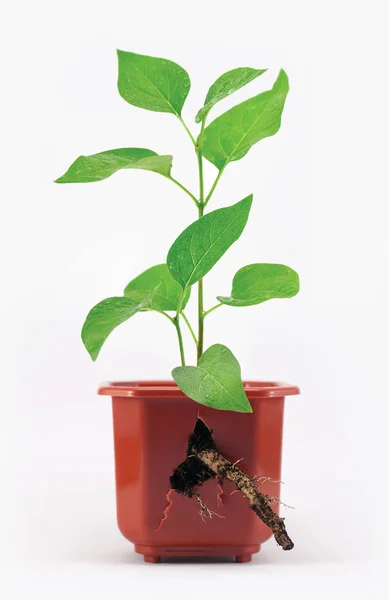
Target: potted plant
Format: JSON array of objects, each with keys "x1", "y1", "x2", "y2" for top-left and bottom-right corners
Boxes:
[{"x1": 55, "y1": 50, "x2": 300, "y2": 563}]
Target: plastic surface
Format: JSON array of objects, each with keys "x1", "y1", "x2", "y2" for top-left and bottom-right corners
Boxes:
[{"x1": 99, "y1": 380, "x2": 299, "y2": 562}]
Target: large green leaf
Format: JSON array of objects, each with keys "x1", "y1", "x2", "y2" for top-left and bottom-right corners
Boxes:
[
  {"x1": 81, "y1": 290, "x2": 157, "y2": 361},
  {"x1": 55, "y1": 148, "x2": 172, "y2": 183},
  {"x1": 172, "y1": 344, "x2": 252, "y2": 413},
  {"x1": 202, "y1": 69, "x2": 289, "y2": 170},
  {"x1": 195, "y1": 67, "x2": 267, "y2": 123},
  {"x1": 218, "y1": 263, "x2": 300, "y2": 307},
  {"x1": 124, "y1": 264, "x2": 190, "y2": 311},
  {"x1": 167, "y1": 195, "x2": 253, "y2": 289},
  {"x1": 117, "y1": 50, "x2": 190, "y2": 116}
]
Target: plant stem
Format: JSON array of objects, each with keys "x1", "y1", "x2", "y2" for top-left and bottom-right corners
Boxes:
[
  {"x1": 197, "y1": 150, "x2": 205, "y2": 204},
  {"x1": 174, "y1": 317, "x2": 186, "y2": 366},
  {"x1": 197, "y1": 203, "x2": 205, "y2": 363},
  {"x1": 181, "y1": 312, "x2": 198, "y2": 345},
  {"x1": 196, "y1": 119, "x2": 206, "y2": 364},
  {"x1": 202, "y1": 303, "x2": 223, "y2": 318},
  {"x1": 197, "y1": 276, "x2": 204, "y2": 363},
  {"x1": 169, "y1": 113, "x2": 202, "y2": 366},
  {"x1": 168, "y1": 176, "x2": 199, "y2": 207}
]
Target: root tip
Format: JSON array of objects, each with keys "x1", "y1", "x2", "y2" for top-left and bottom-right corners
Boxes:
[{"x1": 283, "y1": 542, "x2": 294, "y2": 551}]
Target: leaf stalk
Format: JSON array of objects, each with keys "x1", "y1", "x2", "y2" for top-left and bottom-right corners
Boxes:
[
  {"x1": 202, "y1": 303, "x2": 223, "y2": 318},
  {"x1": 178, "y1": 116, "x2": 197, "y2": 147},
  {"x1": 168, "y1": 176, "x2": 200, "y2": 207},
  {"x1": 174, "y1": 316, "x2": 186, "y2": 366},
  {"x1": 182, "y1": 312, "x2": 198, "y2": 345},
  {"x1": 205, "y1": 167, "x2": 224, "y2": 206}
]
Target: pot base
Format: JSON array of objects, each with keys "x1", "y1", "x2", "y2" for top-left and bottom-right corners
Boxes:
[{"x1": 135, "y1": 544, "x2": 260, "y2": 563}]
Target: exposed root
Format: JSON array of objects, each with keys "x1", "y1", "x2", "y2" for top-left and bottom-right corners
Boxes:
[
  {"x1": 194, "y1": 492, "x2": 225, "y2": 522},
  {"x1": 264, "y1": 495, "x2": 295, "y2": 510},
  {"x1": 254, "y1": 476, "x2": 284, "y2": 487},
  {"x1": 170, "y1": 418, "x2": 294, "y2": 551},
  {"x1": 216, "y1": 478, "x2": 224, "y2": 507},
  {"x1": 155, "y1": 488, "x2": 174, "y2": 532}
]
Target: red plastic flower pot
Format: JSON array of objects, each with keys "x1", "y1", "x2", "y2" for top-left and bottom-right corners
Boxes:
[{"x1": 98, "y1": 380, "x2": 299, "y2": 563}]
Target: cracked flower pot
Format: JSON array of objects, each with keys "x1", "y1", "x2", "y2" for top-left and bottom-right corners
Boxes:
[
  {"x1": 55, "y1": 49, "x2": 301, "y2": 564},
  {"x1": 99, "y1": 381, "x2": 299, "y2": 563}
]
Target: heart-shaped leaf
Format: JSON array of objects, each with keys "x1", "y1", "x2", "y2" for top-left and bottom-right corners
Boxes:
[
  {"x1": 218, "y1": 263, "x2": 300, "y2": 307},
  {"x1": 172, "y1": 344, "x2": 252, "y2": 412},
  {"x1": 202, "y1": 69, "x2": 289, "y2": 170},
  {"x1": 82, "y1": 289, "x2": 157, "y2": 361},
  {"x1": 167, "y1": 195, "x2": 253, "y2": 289},
  {"x1": 55, "y1": 148, "x2": 172, "y2": 183},
  {"x1": 117, "y1": 50, "x2": 190, "y2": 116},
  {"x1": 124, "y1": 264, "x2": 190, "y2": 311},
  {"x1": 195, "y1": 67, "x2": 267, "y2": 123}
]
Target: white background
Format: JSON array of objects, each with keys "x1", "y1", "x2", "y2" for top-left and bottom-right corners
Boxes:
[{"x1": 2, "y1": 0, "x2": 389, "y2": 598}]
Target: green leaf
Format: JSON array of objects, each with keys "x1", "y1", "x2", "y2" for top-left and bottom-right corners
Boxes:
[
  {"x1": 81, "y1": 290, "x2": 157, "y2": 361},
  {"x1": 201, "y1": 69, "x2": 289, "y2": 170},
  {"x1": 167, "y1": 195, "x2": 253, "y2": 289},
  {"x1": 55, "y1": 148, "x2": 172, "y2": 183},
  {"x1": 172, "y1": 344, "x2": 252, "y2": 413},
  {"x1": 218, "y1": 263, "x2": 300, "y2": 307},
  {"x1": 195, "y1": 67, "x2": 267, "y2": 123},
  {"x1": 117, "y1": 50, "x2": 190, "y2": 116},
  {"x1": 124, "y1": 264, "x2": 190, "y2": 311}
]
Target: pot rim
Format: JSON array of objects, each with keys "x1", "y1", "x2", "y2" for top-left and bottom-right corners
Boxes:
[{"x1": 98, "y1": 380, "x2": 300, "y2": 399}]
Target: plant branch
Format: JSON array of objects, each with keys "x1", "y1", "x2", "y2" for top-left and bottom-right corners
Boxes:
[
  {"x1": 168, "y1": 176, "x2": 200, "y2": 207},
  {"x1": 202, "y1": 303, "x2": 223, "y2": 318},
  {"x1": 181, "y1": 312, "x2": 198, "y2": 345}
]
